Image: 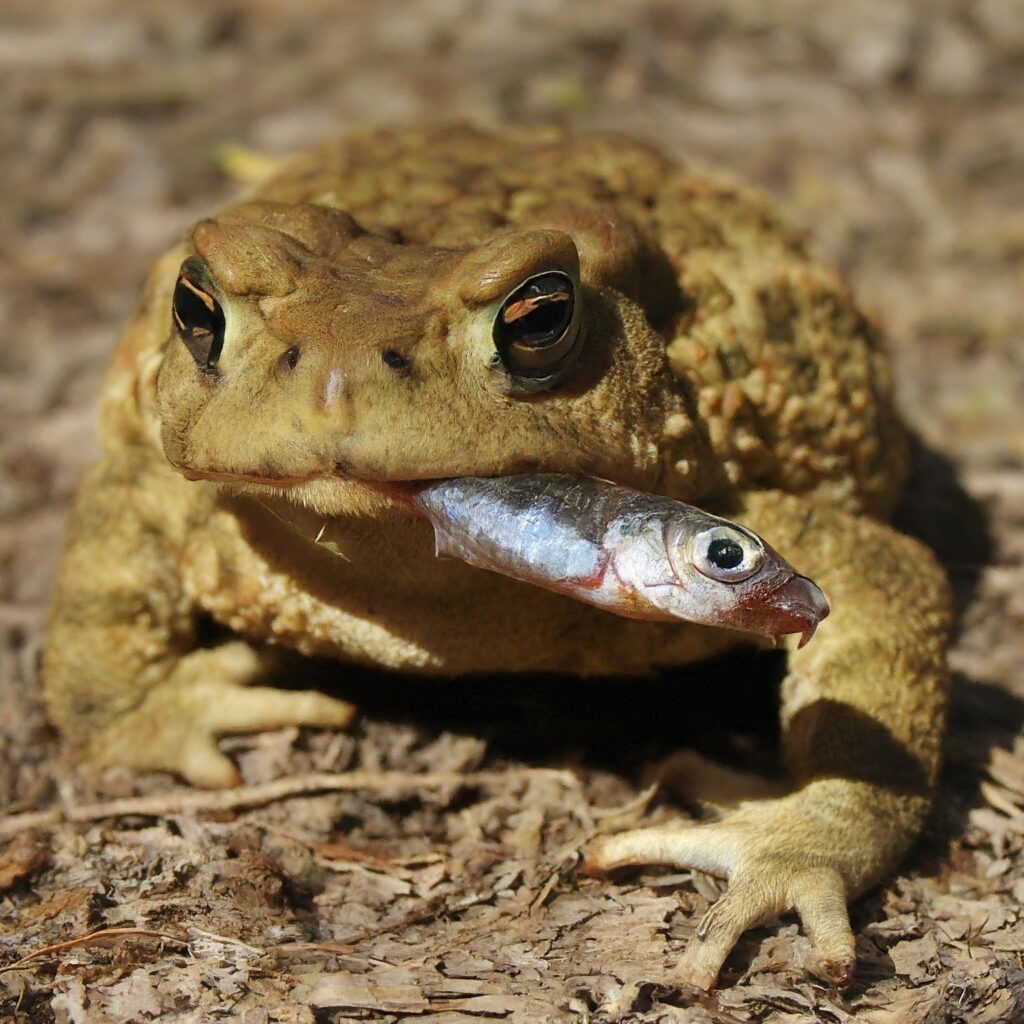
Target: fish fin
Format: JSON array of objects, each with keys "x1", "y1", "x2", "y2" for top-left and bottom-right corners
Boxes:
[
  {"x1": 431, "y1": 529, "x2": 458, "y2": 560},
  {"x1": 642, "y1": 574, "x2": 677, "y2": 588},
  {"x1": 561, "y1": 554, "x2": 611, "y2": 592},
  {"x1": 318, "y1": 539, "x2": 351, "y2": 562}
]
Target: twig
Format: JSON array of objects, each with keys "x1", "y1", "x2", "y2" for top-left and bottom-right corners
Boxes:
[
  {"x1": 188, "y1": 928, "x2": 265, "y2": 956},
  {"x1": 0, "y1": 808, "x2": 63, "y2": 836},
  {"x1": 0, "y1": 768, "x2": 580, "y2": 839},
  {"x1": 1, "y1": 927, "x2": 188, "y2": 974},
  {"x1": 0, "y1": 603, "x2": 44, "y2": 628}
]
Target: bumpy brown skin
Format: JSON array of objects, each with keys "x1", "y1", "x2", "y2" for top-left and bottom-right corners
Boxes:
[{"x1": 44, "y1": 126, "x2": 950, "y2": 990}]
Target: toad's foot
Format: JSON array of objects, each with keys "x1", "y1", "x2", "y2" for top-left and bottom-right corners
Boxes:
[
  {"x1": 89, "y1": 642, "x2": 357, "y2": 788},
  {"x1": 583, "y1": 799, "x2": 858, "y2": 990}
]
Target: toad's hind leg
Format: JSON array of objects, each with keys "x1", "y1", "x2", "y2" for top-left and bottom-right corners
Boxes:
[
  {"x1": 650, "y1": 750, "x2": 788, "y2": 810},
  {"x1": 44, "y1": 448, "x2": 355, "y2": 788},
  {"x1": 584, "y1": 491, "x2": 950, "y2": 989}
]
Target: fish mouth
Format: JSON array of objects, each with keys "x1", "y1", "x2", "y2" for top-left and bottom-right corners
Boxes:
[{"x1": 756, "y1": 573, "x2": 831, "y2": 648}]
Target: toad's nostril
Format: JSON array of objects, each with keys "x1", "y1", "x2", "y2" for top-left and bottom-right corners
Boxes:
[
  {"x1": 381, "y1": 349, "x2": 411, "y2": 375},
  {"x1": 319, "y1": 366, "x2": 347, "y2": 409}
]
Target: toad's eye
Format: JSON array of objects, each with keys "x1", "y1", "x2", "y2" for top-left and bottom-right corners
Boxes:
[
  {"x1": 690, "y1": 525, "x2": 765, "y2": 583},
  {"x1": 172, "y1": 264, "x2": 225, "y2": 370},
  {"x1": 493, "y1": 271, "x2": 578, "y2": 379}
]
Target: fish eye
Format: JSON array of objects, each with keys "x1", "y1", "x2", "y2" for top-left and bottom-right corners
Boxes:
[
  {"x1": 172, "y1": 261, "x2": 225, "y2": 370},
  {"x1": 493, "y1": 271, "x2": 579, "y2": 380},
  {"x1": 691, "y1": 525, "x2": 765, "y2": 583}
]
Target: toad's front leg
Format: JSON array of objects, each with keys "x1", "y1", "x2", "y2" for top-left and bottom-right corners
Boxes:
[
  {"x1": 44, "y1": 449, "x2": 355, "y2": 787},
  {"x1": 585, "y1": 490, "x2": 951, "y2": 989}
]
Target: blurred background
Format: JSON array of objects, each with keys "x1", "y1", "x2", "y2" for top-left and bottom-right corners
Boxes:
[{"x1": 0, "y1": 1, "x2": 1023, "y2": 1015}]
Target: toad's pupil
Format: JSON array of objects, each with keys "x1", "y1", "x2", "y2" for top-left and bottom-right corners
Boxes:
[{"x1": 708, "y1": 537, "x2": 744, "y2": 570}]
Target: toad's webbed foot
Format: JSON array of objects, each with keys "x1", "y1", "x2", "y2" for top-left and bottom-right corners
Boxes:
[
  {"x1": 91, "y1": 642, "x2": 357, "y2": 788},
  {"x1": 583, "y1": 786, "x2": 880, "y2": 990}
]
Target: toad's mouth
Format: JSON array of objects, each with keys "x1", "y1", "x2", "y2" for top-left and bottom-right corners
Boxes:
[
  {"x1": 178, "y1": 464, "x2": 830, "y2": 648},
  {"x1": 180, "y1": 467, "x2": 325, "y2": 487},
  {"x1": 178, "y1": 463, "x2": 439, "y2": 509}
]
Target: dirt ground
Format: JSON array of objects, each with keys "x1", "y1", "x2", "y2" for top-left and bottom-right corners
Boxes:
[{"x1": 1, "y1": 1, "x2": 1023, "y2": 1021}]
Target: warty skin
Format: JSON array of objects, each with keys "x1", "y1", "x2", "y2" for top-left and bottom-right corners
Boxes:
[{"x1": 44, "y1": 125, "x2": 951, "y2": 990}]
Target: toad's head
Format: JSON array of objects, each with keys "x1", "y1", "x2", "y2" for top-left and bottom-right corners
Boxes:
[{"x1": 156, "y1": 200, "x2": 701, "y2": 516}]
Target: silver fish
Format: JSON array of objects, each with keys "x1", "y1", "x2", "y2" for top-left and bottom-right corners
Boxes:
[{"x1": 410, "y1": 474, "x2": 829, "y2": 647}]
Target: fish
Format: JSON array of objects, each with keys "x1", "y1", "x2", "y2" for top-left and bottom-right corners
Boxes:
[{"x1": 408, "y1": 474, "x2": 830, "y2": 647}]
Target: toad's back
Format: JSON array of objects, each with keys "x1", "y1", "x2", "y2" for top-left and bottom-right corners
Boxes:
[{"x1": 254, "y1": 124, "x2": 907, "y2": 517}]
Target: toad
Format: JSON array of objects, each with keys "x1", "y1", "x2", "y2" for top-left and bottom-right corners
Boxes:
[{"x1": 44, "y1": 125, "x2": 951, "y2": 989}]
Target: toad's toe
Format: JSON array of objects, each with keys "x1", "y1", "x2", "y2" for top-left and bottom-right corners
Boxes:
[{"x1": 583, "y1": 817, "x2": 856, "y2": 991}]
